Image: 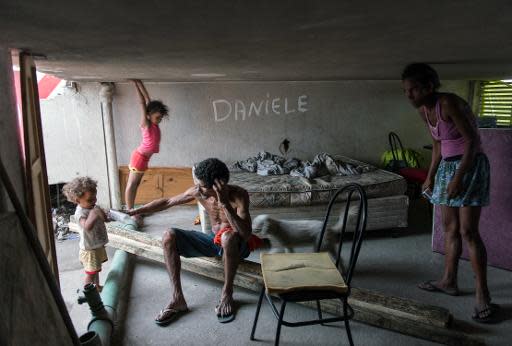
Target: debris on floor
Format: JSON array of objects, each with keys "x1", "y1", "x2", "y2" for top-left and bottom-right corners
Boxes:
[
  {"x1": 53, "y1": 205, "x2": 78, "y2": 241},
  {"x1": 49, "y1": 182, "x2": 77, "y2": 241}
]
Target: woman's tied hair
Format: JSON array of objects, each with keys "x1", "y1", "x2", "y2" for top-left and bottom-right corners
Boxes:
[
  {"x1": 402, "y1": 63, "x2": 441, "y2": 91},
  {"x1": 62, "y1": 176, "x2": 97, "y2": 203}
]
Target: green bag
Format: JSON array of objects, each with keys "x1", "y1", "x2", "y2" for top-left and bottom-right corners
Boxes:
[{"x1": 381, "y1": 149, "x2": 423, "y2": 172}]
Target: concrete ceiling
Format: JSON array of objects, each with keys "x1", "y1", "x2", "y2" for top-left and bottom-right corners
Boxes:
[{"x1": 1, "y1": 1, "x2": 512, "y2": 82}]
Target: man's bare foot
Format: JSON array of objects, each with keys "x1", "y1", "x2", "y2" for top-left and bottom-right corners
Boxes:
[
  {"x1": 215, "y1": 292, "x2": 236, "y2": 323},
  {"x1": 216, "y1": 294, "x2": 233, "y2": 317}
]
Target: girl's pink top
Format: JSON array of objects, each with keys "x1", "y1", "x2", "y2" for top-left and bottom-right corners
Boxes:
[
  {"x1": 424, "y1": 98, "x2": 481, "y2": 158},
  {"x1": 137, "y1": 123, "x2": 161, "y2": 156}
]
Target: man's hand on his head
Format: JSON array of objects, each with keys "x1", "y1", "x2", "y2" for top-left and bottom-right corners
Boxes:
[{"x1": 213, "y1": 179, "x2": 230, "y2": 206}]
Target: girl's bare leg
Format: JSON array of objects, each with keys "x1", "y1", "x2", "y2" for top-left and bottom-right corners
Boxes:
[
  {"x1": 93, "y1": 273, "x2": 102, "y2": 292},
  {"x1": 125, "y1": 171, "x2": 144, "y2": 210},
  {"x1": 84, "y1": 273, "x2": 95, "y2": 287}
]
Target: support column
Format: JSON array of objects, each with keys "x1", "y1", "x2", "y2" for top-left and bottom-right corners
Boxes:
[{"x1": 99, "y1": 82, "x2": 121, "y2": 209}]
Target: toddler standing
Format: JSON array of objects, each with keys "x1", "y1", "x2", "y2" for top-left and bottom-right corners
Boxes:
[{"x1": 63, "y1": 177, "x2": 109, "y2": 291}]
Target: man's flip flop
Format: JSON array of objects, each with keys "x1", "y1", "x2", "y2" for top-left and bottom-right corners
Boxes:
[
  {"x1": 216, "y1": 304, "x2": 236, "y2": 324},
  {"x1": 217, "y1": 312, "x2": 236, "y2": 323},
  {"x1": 472, "y1": 304, "x2": 499, "y2": 323},
  {"x1": 155, "y1": 308, "x2": 188, "y2": 326},
  {"x1": 417, "y1": 280, "x2": 459, "y2": 296}
]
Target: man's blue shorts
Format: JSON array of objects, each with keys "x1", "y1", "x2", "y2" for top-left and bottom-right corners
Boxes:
[{"x1": 172, "y1": 228, "x2": 250, "y2": 258}]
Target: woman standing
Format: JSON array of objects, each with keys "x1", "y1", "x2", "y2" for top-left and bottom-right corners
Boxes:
[{"x1": 401, "y1": 63, "x2": 496, "y2": 323}]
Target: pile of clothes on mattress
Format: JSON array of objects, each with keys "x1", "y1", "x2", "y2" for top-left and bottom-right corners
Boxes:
[{"x1": 232, "y1": 152, "x2": 374, "y2": 179}]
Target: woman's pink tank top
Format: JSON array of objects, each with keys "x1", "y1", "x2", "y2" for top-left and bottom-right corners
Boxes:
[
  {"x1": 137, "y1": 123, "x2": 161, "y2": 156},
  {"x1": 424, "y1": 97, "x2": 481, "y2": 158}
]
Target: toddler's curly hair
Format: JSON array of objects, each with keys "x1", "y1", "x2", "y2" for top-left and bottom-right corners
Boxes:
[{"x1": 62, "y1": 177, "x2": 97, "y2": 203}]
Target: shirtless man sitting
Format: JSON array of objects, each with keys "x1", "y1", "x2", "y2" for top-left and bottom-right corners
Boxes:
[{"x1": 128, "y1": 158, "x2": 252, "y2": 325}]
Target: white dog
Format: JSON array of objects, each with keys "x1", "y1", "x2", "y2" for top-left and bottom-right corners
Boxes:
[{"x1": 252, "y1": 205, "x2": 358, "y2": 253}]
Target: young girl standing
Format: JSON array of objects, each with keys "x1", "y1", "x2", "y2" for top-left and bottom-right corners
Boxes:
[{"x1": 125, "y1": 80, "x2": 169, "y2": 221}]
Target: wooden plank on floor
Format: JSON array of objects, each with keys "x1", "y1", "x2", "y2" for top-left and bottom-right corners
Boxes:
[
  {"x1": 70, "y1": 222, "x2": 485, "y2": 346},
  {"x1": 102, "y1": 224, "x2": 450, "y2": 325}
]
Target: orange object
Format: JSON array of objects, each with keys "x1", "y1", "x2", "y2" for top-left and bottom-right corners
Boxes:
[{"x1": 213, "y1": 226, "x2": 263, "y2": 252}]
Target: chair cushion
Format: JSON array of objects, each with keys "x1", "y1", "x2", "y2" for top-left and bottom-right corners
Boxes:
[
  {"x1": 260, "y1": 252, "x2": 348, "y2": 295},
  {"x1": 399, "y1": 167, "x2": 428, "y2": 184}
]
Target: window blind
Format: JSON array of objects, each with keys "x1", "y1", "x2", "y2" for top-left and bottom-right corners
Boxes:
[{"x1": 479, "y1": 81, "x2": 512, "y2": 126}]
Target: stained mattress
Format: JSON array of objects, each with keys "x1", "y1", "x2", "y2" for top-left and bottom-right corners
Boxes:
[{"x1": 229, "y1": 155, "x2": 406, "y2": 208}]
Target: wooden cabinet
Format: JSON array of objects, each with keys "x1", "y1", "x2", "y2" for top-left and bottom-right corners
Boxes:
[
  {"x1": 119, "y1": 166, "x2": 194, "y2": 205},
  {"x1": 163, "y1": 169, "x2": 194, "y2": 197}
]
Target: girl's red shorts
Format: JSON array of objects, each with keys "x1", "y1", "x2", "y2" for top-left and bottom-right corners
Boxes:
[{"x1": 129, "y1": 150, "x2": 150, "y2": 172}]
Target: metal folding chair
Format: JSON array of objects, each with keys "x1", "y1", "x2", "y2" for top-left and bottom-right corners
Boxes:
[{"x1": 250, "y1": 183, "x2": 368, "y2": 346}]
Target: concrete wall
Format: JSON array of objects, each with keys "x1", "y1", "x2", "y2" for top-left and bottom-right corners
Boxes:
[
  {"x1": 0, "y1": 47, "x2": 25, "y2": 212},
  {"x1": 112, "y1": 80, "x2": 469, "y2": 167},
  {"x1": 40, "y1": 79, "x2": 469, "y2": 204},
  {"x1": 40, "y1": 83, "x2": 110, "y2": 204}
]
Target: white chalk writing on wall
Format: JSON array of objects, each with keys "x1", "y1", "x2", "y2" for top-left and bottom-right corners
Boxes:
[{"x1": 212, "y1": 93, "x2": 308, "y2": 122}]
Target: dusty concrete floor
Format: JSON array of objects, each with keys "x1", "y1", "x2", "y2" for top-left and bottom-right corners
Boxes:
[{"x1": 57, "y1": 199, "x2": 512, "y2": 345}]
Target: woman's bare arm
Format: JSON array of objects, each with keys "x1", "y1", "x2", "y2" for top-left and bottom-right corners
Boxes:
[
  {"x1": 441, "y1": 95, "x2": 479, "y2": 178},
  {"x1": 440, "y1": 94, "x2": 480, "y2": 197},
  {"x1": 426, "y1": 138, "x2": 442, "y2": 186},
  {"x1": 419, "y1": 109, "x2": 442, "y2": 190}
]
